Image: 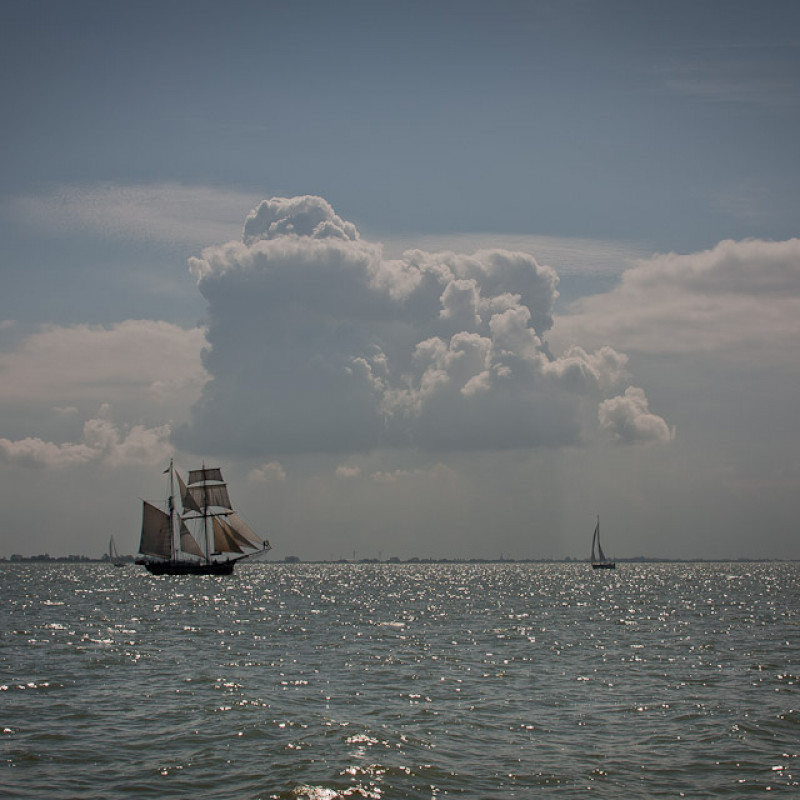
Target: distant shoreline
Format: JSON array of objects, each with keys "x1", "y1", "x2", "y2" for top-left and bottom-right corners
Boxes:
[
  {"x1": 1, "y1": 554, "x2": 136, "y2": 564},
  {"x1": 1, "y1": 555, "x2": 795, "y2": 565}
]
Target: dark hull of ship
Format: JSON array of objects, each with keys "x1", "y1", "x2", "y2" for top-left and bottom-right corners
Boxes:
[
  {"x1": 592, "y1": 561, "x2": 616, "y2": 570},
  {"x1": 137, "y1": 559, "x2": 235, "y2": 576}
]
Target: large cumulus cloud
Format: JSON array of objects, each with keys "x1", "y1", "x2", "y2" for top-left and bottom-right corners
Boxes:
[{"x1": 180, "y1": 196, "x2": 670, "y2": 455}]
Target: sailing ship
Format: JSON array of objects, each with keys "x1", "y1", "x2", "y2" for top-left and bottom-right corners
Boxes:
[
  {"x1": 590, "y1": 515, "x2": 615, "y2": 569},
  {"x1": 136, "y1": 460, "x2": 271, "y2": 576},
  {"x1": 108, "y1": 536, "x2": 126, "y2": 567}
]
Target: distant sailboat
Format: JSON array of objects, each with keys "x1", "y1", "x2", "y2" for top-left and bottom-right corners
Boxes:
[
  {"x1": 590, "y1": 516, "x2": 615, "y2": 569},
  {"x1": 135, "y1": 460, "x2": 271, "y2": 576},
  {"x1": 109, "y1": 536, "x2": 126, "y2": 567}
]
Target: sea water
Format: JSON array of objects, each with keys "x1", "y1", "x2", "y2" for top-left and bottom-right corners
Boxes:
[{"x1": 1, "y1": 562, "x2": 797, "y2": 798}]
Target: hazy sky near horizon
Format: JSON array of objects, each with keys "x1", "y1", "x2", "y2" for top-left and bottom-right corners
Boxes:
[{"x1": 1, "y1": 1, "x2": 799, "y2": 560}]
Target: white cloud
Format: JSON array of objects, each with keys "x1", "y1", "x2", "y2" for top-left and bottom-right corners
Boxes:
[
  {"x1": 244, "y1": 196, "x2": 359, "y2": 244},
  {"x1": 553, "y1": 238, "x2": 800, "y2": 363},
  {"x1": 0, "y1": 321, "x2": 205, "y2": 473},
  {"x1": 0, "y1": 437, "x2": 97, "y2": 468},
  {"x1": 598, "y1": 387, "x2": 675, "y2": 445},
  {"x1": 335, "y1": 465, "x2": 362, "y2": 479},
  {"x1": 380, "y1": 232, "x2": 647, "y2": 277},
  {"x1": 178, "y1": 195, "x2": 669, "y2": 455},
  {"x1": 0, "y1": 405, "x2": 172, "y2": 468},
  {"x1": 248, "y1": 461, "x2": 287, "y2": 482},
  {"x1": 0, "y1": 320, "x2": 206, "y2": 423},
  {"x1": 53, "y1": 406, "x2": 79, "y2": 417},
  {"x1": 370, "y1": 463, "x2": 454, "y2": 484}
]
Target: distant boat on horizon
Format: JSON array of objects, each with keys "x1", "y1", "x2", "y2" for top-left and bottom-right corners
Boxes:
[
  {"x1": 135, "y1": 460, "x2": 271, "y2": 576},
  {"x1": 108, "y1": 536, "x2": 126, "y2": 567},
  {"x1": 590, "y1": 515, "x2": 615, "y2": 569}
]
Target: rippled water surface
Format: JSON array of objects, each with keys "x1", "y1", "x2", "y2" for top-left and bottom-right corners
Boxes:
[{"x1": 2, "y1": 562, "x2": 798, "y2": 798}]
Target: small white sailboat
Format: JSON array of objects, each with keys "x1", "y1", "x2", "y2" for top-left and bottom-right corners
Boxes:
[
  {"x1": 590, "y1": 515, "x2": 615, "y2": 569},
  {"x1": 108, "y1": 536, "x2": 126, "y2": 567}
]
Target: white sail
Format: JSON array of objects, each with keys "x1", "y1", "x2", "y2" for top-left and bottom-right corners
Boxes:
[
  {"x1": 177, "y1": 471, "x2": 203, "y2": 514},
  {"x1": 179, "y1": 517, "x2": 204, "y2": 557},
  {"x1": 597, "y1": 537, "x2": 607, "y2": 562},
  {"x1": 224, "y1": 512, "x2": 264, "y2": 549},
  {"x1": 188, "y1": 467, "x2": 224, "y2": 485},
  {"x1": 139, "y1": 501, "x2": 172, "y2": 558},
  {"x1": 109, "y1": 536, "x2": 125, "y2": 565},
  {"x1": 186, "y1": 482, "x2": 232, "y2": 511},
  {"x1": 590, "y1": 515, "x2": 615, "y2": 568},
  {"x1": 212, "y1": 516, "x2": 244, "y2": 554}
]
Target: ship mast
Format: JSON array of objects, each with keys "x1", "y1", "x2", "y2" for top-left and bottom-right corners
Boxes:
[
  {"x1": 202, "y1": 463, "x2": 211, "y2": 563},
  {"x1": 168, "y1": 458, "x2": 178, "y2": 561}
]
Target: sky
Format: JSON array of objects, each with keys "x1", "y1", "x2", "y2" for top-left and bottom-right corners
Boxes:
[{"x1": 1, "y1": 0, "x2": 799, "y2": 561}]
